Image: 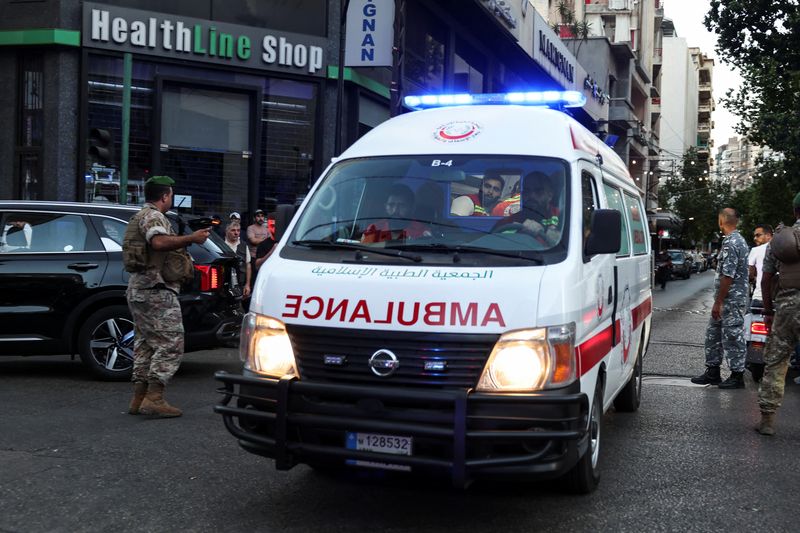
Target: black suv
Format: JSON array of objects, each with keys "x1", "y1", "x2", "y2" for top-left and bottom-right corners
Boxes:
[{"x1": 0, "y1": 201, "x2": 243, "y2": 380}]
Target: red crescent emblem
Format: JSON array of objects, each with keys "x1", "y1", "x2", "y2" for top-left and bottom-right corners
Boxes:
[{"x1": 438, "y1": 126, "x2": 475, "y2": 140}]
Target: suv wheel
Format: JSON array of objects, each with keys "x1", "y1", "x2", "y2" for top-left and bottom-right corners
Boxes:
[{"x1": 78, "y1": 305, "x2": 135, "y2": 381}]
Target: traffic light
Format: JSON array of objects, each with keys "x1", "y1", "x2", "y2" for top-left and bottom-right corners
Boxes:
[{"x1": 88, "y1": 128, "x2": 115, "y2": 166}]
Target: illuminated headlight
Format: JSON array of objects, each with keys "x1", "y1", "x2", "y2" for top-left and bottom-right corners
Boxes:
[
  {"x1": 476, "y1": 323, "x2": 576, "y2": 392},
  {"x1": 239, "y1": 313, "x2": 298, "y2": 378}
]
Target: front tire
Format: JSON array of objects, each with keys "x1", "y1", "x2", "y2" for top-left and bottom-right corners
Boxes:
[
  {"x1": 77, "y1": 305, "x2": 135, "y2": 381},
  {"x1": 563, "y1": 379, "x2": 603, "y2": 494}
]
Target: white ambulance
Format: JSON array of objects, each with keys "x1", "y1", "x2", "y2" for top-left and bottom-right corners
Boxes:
[{"x1": 215, "y1": 91, "x2": 652, "y2": 493}]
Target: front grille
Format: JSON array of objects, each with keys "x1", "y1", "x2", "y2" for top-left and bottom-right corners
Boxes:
[{"x1": 286, "y1": 325, "x2": 499, "y2": 389}]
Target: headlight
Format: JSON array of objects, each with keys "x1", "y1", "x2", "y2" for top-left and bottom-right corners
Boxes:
[
  {"x1": 239, "y1": 312, "x2": 298, "y2": 378},
  {"x1": 476, "y1": 323, "x2": 575, "y2": 392}
]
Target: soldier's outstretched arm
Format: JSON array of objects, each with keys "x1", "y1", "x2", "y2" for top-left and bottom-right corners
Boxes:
[{"x1": 151, "y1": 228, "x2": 210, "y2": 251}]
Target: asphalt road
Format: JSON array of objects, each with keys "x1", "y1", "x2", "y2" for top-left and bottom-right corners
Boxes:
[{"x1": 2, "y1": 271, "x2": 798, "y2": 532}]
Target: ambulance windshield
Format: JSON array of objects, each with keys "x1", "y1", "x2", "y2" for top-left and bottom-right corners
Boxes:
[{"x1": 288, "y1": 156, "x2": 570, "y2": 265}]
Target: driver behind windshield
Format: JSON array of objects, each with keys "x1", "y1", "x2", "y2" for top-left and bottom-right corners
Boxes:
[
  {"x1": 361, "y1": 184, "x2": 431, "y2": 243},
  {"x1": 494, "y1": 171, "x2": 562, "y2": 247}
]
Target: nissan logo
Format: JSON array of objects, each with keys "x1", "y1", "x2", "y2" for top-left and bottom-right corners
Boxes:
[{"x1": 368, "y1": 349, "x2": 400, "y2": 377}]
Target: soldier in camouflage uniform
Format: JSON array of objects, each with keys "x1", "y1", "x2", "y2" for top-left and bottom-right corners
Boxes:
[
  {"x1": 124, "y1": 176, "x2": 210, "y2": 418},
  {"x1": 691, "y1": 208, "x2": 750, "y2": 388},
  {"x1": 756, "y1": 193, "x2": 800, "y2": 435}
]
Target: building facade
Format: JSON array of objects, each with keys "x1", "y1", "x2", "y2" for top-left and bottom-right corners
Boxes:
[{"x1": 1, "y1": 0, "x2": 592, "y2": 218}]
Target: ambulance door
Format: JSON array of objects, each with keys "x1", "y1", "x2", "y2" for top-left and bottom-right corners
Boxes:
[
  {"x1": 602, "y1": 182, "x2": 637, "y2": 388},
  {"x1": 577, "y1": 165, "x2": 620, "y2": 405}
]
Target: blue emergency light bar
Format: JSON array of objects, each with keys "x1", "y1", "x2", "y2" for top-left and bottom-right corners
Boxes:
[{"x1": 403, "y1": 91, "x2": 586, "y2": 110}]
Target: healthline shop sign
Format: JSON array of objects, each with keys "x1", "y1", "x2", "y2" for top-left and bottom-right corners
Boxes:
[{"x1": 82, "y1": 3, "x2": 327, "y2": 76}]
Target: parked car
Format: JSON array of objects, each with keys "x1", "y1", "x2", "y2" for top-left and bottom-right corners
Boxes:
[
  {"x1": 704, "y1": 251, "x2": 718, "y2": 271},
  {"x1": 0, "y1": 201, "x2": 243, "y2": 380},
  {"x1": 667, "y1": 249, "x2": 692, "y2": 279}
]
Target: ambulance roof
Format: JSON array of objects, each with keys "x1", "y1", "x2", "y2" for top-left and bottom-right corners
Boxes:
[{"x1": 339, "y1": 105, "x2": 636, "y2": 189}]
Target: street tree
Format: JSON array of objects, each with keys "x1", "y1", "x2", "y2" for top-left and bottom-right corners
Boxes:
[
  {"x1": 659, "y1": 148, "x2": 732, "y2": 247},
  {"x1": 705, "y1": 1, "x2": 800, "y2": 187}
]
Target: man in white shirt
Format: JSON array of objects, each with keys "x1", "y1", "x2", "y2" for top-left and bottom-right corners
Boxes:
[
  {"x1": 224, "y1": 221, "x2": 251, "y2": 299},
  {"x1": 748, "y1": 224, "x2": 773, "y2": 304}
]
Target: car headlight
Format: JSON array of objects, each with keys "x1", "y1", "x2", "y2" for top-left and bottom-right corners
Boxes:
[
  {"x1": 476, "y1": 323, "x2": 575, "y2": 392},
  {"x1": 239, "y1": 312, "x2": 298, "y2": 378}
]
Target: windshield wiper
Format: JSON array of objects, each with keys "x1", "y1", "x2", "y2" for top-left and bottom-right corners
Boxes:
[
  {"x1": 292, "y1": 240, "x2": 422, "y2": 262},
  {"x1": 386, "y1": 243, "x2": 543, "y2": 264}
]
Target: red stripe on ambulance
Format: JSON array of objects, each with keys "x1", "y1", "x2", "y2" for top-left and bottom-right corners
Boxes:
[
  {"x1": 281, "y1": 295, "x2": 506, "y2": 328},
  {"x1": 577, "y1": 297, "x2": 652, "y2": 377}
]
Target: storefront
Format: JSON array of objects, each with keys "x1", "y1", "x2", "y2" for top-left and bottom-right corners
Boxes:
[{"x1": 1, "y1": 0, "x2": 599, "y2": 217}]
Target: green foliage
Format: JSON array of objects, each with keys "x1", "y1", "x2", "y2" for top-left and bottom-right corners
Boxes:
[
  {"x1": 705, "y1": 1, "x2": 800, "y2": 178},
  {"x1": 659, "y1": 148, "x2": 732, "y2": 247},
  {"x1": 730, "y1": 161, "x2": 795, "y2": 241}
]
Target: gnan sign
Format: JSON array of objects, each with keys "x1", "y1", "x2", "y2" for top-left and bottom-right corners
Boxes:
[
  {"x1": 345, "y1": 0, "x2": 395, "y2": 67},
  {"x1": 82, "y1": 2, "x2": 326, "y2": 76}
]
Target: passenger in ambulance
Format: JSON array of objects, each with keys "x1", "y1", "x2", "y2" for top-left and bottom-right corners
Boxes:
[
  {"x1": 361, "y1": 184, "x2": 432, "y2": 243},
  {"x1": 494, "y1": 171, "x2": 562, "y2": 247},
  {"x1": 491, "y1": 179, "x2": 521, "y2": 217},
  {"x1": 450, "y1": 173, "x2": 504, "y2": 216}
]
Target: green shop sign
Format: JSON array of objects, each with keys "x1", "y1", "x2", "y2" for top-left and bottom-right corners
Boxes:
[{"x1": 82, "y1": 2, "x2": 326, "y2": 76}]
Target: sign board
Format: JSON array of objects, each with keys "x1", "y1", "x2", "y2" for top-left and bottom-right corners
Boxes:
[
  {"x1": 345, "y1": 0, "x2": 395, "y2": 67},
  {"x1": 82, "y1": 2, "x2": 327, "y2": 77}
]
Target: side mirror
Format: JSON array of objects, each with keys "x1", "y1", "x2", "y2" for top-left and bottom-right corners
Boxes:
[
  {"x1": 272, "y1": 204, "x2": 298, "y2": 242},
  {"x1": 585, "y1": 209, "x2": 621, "y2": 256}
]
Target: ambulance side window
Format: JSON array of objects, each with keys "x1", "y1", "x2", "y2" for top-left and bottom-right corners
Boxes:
[
  {"x1": 581, "y1": 171, "x2": 599, "y2": 258},
  {"x1": 603, "y1": 183, "x2": 631, "y2": 257},
  {"x1": 623, "y1": 192, "x2": 648, "y2": 255}
]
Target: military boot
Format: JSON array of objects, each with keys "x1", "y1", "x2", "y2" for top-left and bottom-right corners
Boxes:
[
  {"x1": 128, "y1": 381, "x2": 148, "y2": 415},
  {"x1": 690, "y1": 366, "x2": 721, "y2": 385},
  {"x1": 718, "y1": 371, "x2": 745, "y2": 389},
  {"x1": 756, "y1": 412, "x2": 776, "y2": 436},
  {"x1": 139, "y1": 382, "x2": 182, "y2": 418}
]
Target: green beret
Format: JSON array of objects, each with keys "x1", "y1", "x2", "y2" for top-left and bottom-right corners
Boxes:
[
  {"x1": 794, "y1": 191, "x2": 800, "y2": 208},
  {"x1": 146, "y1": 175, "x2": 175, "y2": 186}
]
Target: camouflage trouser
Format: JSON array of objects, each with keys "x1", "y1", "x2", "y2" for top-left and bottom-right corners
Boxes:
[
  {"x1": 127, "y1": 288, "x2": 184, "y2": 385},
  {"x1": 704, "y1": 303, "x2": 746, "y2": 372},
  {"x1": 758, "y1": 297, "x2": 800, "y2": 414}
]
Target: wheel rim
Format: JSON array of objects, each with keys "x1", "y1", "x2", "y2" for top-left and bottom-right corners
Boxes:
[
  {"x1": 88, "y1": 317, "x2": 135, "y2": 372},
  {"x1": 589, "y1": 397, "x2": 601, "y2": 469}
]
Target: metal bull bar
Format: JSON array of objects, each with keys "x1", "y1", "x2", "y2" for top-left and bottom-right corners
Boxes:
[{"x1": 214, "y1": 371, "x2": 589, "y2": 488}]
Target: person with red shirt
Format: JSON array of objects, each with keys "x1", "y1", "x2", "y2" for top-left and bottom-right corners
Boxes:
[
  {"x1": 494, "y1": 171, "x2": 561, "y2": 246},
  {"x1": 452, "y1": 174, "x2": 505, "y2": 216},
  {"x1": 361, "y1": 184, "x2": 431, "y2": 243}
]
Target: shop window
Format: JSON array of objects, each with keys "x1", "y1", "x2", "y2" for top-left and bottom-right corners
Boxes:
[
  {"x1": 15, "y1": 54, "x2": 44, "y2": 200},
  {"x1": 404, "y1": 2, "x2": 446, "y2": 91},
  {"x1": 453, "y1": 38, "x2": 485, "y2": 93},
  {"x1": 259, "y1": 78, "x2": 318, "y2": 207}
]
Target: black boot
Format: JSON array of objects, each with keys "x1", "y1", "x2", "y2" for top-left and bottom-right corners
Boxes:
[
  {"x1": 718, "y1": 371, "x2": 745, "y2": 389},
  {"x1": 690, "y1": 366, "x2": 721, "y2": 385}
]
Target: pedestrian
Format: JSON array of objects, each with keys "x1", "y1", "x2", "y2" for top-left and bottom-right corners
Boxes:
[
  {"x1": 691, "y1": 207, "x2": 750, "y2": 388},
  {"x1": 122, "y1": 175, "x2": 211, "y2": 418},
  {"x1": 246, "y1": 209, "x2": 270, "y2": 275},
  {"x1": 756, "y1": 193, "x2": 800, "y2": 435},
  {"x1": 223, "y1": 221, "x2": 251, "y2": 300},
  {"x1": 748, "y1": 224, "x2": 773, "y2": 306}
]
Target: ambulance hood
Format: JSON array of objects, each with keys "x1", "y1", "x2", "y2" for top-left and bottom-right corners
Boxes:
[{"x1": 251, "y1": 257, "x2": 545, "y2": 334}]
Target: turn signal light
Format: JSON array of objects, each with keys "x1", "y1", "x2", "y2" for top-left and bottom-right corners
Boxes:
[
  {"x1": 195, "y1": 265, "x2": 221, "y2": 291},
  {"x1": 750, "y1": 321, "x2": 769, "y2": 335}
]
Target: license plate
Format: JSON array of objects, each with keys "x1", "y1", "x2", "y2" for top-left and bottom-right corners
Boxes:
[{"x1": 345, "y1": 432, "x2": 412, "y2": 472}]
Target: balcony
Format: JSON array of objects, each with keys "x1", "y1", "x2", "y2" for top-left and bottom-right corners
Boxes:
[
  {"x1": 653, "y1": 47, "x2": 662, "y2": 65},
  {"x1": 699, "y1": 82, "x2": 712, "y2": 98},
  {"x1": 651, "y1": 97, "x2": 661, "y2": 115},
  {"x1": 698, "y1": 103, "x2": 712, "y2": 118}
]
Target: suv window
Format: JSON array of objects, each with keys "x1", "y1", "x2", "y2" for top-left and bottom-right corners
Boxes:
[{"x1": 1, "y1": 212, "x2": 100, "y2": 253}]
